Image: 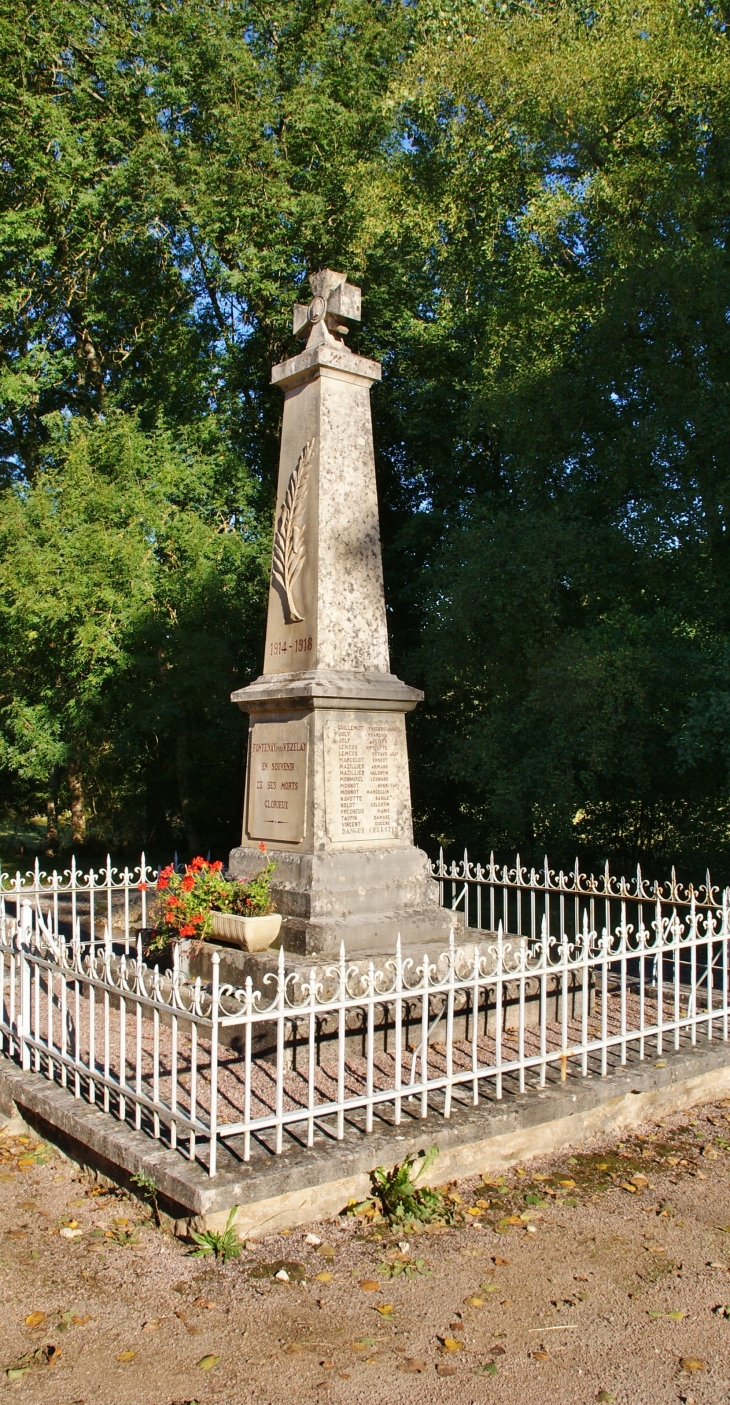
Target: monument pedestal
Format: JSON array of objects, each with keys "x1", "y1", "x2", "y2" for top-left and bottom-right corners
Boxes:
[
  {"x1": 230, "y1": 271, "x2": 453, "y2": 959},
  {"x1": 229, "y1": 843, "x2": 453, "y2": 958}
]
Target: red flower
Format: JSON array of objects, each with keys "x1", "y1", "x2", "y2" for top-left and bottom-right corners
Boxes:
[
  {"x1": 156, "y1": 876, "x2": 169, "y2": 890},
  {"x1": 259, "y1": 841, "x2": 267, "y2": 852},
  {"x1": 190, "y1": 856, "x2": 207, "y2": 872},
  {"x1": 211, "y1": 860, "x2": 223, "y2": 872},
  {"x1": 137, "y1": 881, "x2": 148, "y2": 892},
  {"x1": 190, "y1": 912, "x2": 204, "y2": 925},
  {"x1": 180, "y1": 874, "x2": 195, "y2": 892},
  {"x1": 179, "y1": 924, "x2": 196, "y2": 938},
  {"x1": 159, "y1": 864, "x2": 174, "y2": 879}
]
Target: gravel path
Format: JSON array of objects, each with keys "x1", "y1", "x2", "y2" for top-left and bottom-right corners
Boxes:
[
  {"x1": 21, "y1": 980, "x2": 670, "y2": 1132},
  {"x1": 2, "y1": 1095, "x2": 730, "y2": 1403}
]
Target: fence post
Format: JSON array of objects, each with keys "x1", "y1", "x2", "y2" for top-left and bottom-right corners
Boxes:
[
  {"x1": 208, "y1": 952, "x2": 219, "y2": 1177},
  {"x1": 18, "y1": 901, "x2": 32, "y2": 1071}
]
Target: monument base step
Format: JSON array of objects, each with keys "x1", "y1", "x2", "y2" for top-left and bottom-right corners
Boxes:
[{"x1": 184, "y1": 913, "x2": 469, "y2": 995}]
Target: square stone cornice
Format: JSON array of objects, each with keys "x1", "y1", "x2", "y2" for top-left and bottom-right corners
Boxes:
[{"x1": 271, "y1": 342, "x2": 381, "y2": 392}]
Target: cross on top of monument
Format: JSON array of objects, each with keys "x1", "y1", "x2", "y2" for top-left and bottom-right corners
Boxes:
[{"x1": 292, "y1": 269, "x2": 361, "y2": 350}]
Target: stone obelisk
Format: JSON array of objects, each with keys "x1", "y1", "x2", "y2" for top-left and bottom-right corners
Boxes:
[{"x1": 229, "y1": 270, "x2": 452, "y2": 956}]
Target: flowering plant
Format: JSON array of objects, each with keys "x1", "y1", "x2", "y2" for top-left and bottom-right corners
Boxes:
[{"x1": 147, "y1": 850, "x2": 277, "y2": 952}]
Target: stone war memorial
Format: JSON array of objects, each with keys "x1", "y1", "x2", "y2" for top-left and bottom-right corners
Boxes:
[{"x1": 228, "y1": 269, "x2": 453, "y2": 959}]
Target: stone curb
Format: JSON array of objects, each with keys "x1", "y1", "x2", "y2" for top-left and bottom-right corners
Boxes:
[{"x1": 2, "y1": 1041, "x2": 730, "y2": 1233}]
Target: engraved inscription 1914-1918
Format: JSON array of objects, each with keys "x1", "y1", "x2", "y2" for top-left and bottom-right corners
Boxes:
[
  {"x1": 325, "y1": 720, "x2": 398, "y2": 843},
  {"x1": 246, "y1": 720, "x2": 308, "y2": 843}
]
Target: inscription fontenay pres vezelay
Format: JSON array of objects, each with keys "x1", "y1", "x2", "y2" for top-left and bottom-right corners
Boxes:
[
  {"x1": 246, "y1": 720, "x2": 308, "y2": 843},
  {"x1": 324, "y1": 720, "x2": 398, "y2": 843}
]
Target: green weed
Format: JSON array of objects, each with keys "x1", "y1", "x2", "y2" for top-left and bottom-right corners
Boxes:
[
  {"x1": 189, "y1": 1206, "x2": 241, "y2": 1262},
  {"x1": 132, "y1": 1169, "x2": 161, "y2": 1227},
  {"x1": 353, "y1": 1146, "x2": 450, "y2": 1227}
]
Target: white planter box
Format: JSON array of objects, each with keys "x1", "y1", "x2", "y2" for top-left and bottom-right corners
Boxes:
[{"x1": 210, "y1": 911, "x2": 282, "y2": 953}]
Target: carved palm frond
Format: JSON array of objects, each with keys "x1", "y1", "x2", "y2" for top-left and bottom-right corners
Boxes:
[{"x1": 272, "y1": 438, "x2": 314, "y2": 624}]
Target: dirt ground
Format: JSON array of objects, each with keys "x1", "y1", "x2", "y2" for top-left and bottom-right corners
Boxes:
[{"x1": 2, "y1": 1102, "x2": 730, "y2": 1405}]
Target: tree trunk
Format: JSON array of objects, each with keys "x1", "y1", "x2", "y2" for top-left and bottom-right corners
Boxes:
[
  {"x1": 68, "y1": 761, "x2": 86, "y2": 846},
  {"x1": 45, "y1": 766, "x2": 59, "y2": 856},
  {"x1": 176, "y1": 731, "x2": 200, "y2": 856}
]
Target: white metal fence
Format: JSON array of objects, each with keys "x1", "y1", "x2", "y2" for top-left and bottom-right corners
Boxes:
[
  {"x1": 432, "y1": 848, "x2": 724, "y2": 945},
  {"x1": 0, "y1": 852, "x2": 729, "y2": 1178}
]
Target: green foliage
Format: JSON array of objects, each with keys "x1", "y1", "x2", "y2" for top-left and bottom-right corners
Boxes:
[
  {"x1": 358, "y1": 1146, "x2": 449, "y2": 1226},
  {"x1": 0, "y1": 411, "x2": 267, "y2": 854},
  {"x1": 376, "y1": 1255, "x2": 430, "y2": 1280},
  {"x1": 131, "y1": 1169, "x2": 161, "y2": 1227},
  {"x1": 189, "y1": 1206, "x2": 242, "y2": 1262},
  {"x1": 228, "y1": 859, "x2": 278, "y2": 918},
  {"x1": 149, "y1": 853, "x2": 277, "y2": 949}
]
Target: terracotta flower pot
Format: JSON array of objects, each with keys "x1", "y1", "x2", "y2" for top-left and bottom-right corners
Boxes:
[{"x1": 209, "y1": 910, "x2": 282, "y2": 953}]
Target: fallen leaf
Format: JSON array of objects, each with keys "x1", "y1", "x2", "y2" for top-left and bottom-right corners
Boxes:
[
  {"x1": 284, "y1": 1343, "x2": 305, "y2": 1355},
  {"x1": 197, "y1": 1354, "x2": 220, "y2": 1370},
  {"x1": 315, "y1": 1272, "x2": 332, "y2": 1284},
  {"x1": 436, "y1": 1361, "x2": 457, "y2": 1377},
  {"x1": 489, "y1": 1344, "x2": 507, "y2": 1356},
  {"x1": 493, "y1": 1256, "x2": 509, "y2": 1266},
  {"x1": 192, "y1": 1298, "x2": 216, "y2": 1310},
  {"x1": 24, "y1": 1312, "x2": 46, "y2": 1328},
  {"x1": 374, "y1": 1304, "x2": 394, "y2": 1316},
  {"x1": 115, "y1": 1350, "x2": 136, "y2": 1362},
  {"x1": 679, "y1": 1358, "x2": 705, "y2": 1372},
  {"x1": 141, "y1": 1320, "x2": 162, "y2": 1332},
  {"x1": 441, "y1": 1337, "x2": 464, "y2": 1353},
  {"x1": 6, "y1": 1230, "x2": 26, "y2": 1240},
  {"x1": 595, "y1": 1393, "x2": 615, "y2": 1403},
  {"x1": 530, "y1": 1350, "x2": 550, "y2": 1361},
  {"x1": 476, "y1": 1361, "x2": 498, "y2": 1376},
  {"x1": 464, "y1": 1296, "x2": 484, "y2": 1307},
  {"x1": 667, "y1": 1311, "x2": 687, "y2": 1321},
  {"x1": 59, "y1": 1227, "x2": 83, "y2": 1240},
  {"x1": 359, "y1": 1280, "x2": 380, "y2": 1292},
  {"x1": 317, "y1": 1243, "x2": 337, "y2": 1257},
  {"x1": 559, "y1": 1179, "x2": 576, "y2": 1189},
  {"x1": 621, "y1": 1182, "x2": 638, "y2": 1194},
  {"x1": 400, "y1": 1358, "x2": 426, "y2": 1372},
  {"x1": 72, "y1": 1314, "x2": 93, "y2": 1326}
]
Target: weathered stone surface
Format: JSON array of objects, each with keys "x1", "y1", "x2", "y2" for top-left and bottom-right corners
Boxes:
[
  {"x1": 3, "y1": 1041, "x2": 730, "y2": 1233},
  {"x1": 246, "y1": 718, "x2": 308, "y2": 843},
  {"x1": 230, "y1": 270, "x2": 446, "y2": 954}
]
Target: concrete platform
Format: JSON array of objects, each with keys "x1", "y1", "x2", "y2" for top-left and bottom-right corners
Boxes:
[{"x1": 2, "y1": 1037, "x2": 730, "y2": 1240}]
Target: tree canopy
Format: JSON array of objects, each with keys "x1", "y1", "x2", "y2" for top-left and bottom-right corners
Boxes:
[{"x1": 2, "y1": 0, "x2": 730, "y2": 874}]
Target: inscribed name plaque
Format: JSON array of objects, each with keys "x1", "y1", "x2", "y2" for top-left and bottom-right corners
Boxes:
[
  {"x1": 325, "y1": 719, "x2": 399, "y2": 842},
  {"x1": 246, "y1": 720, "x2": 308, "y2": 843}
]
